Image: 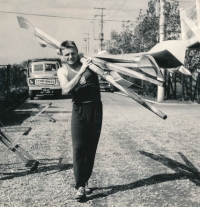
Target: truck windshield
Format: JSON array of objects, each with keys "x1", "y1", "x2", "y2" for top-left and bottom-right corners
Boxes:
[
  {"x1": 31, "y1": 63, "x2": 57, "y2": 73},
  {"x1": 45, "y1": 64, "x2": 57, "y2": 71},
  {"x1": 33, "y1": 64, "x2": 43, "y2": 72}
]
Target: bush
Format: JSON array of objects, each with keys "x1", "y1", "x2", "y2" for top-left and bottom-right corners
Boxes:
[{"x1": 0, "y1": 64, "x2": 28, "y2": 105}]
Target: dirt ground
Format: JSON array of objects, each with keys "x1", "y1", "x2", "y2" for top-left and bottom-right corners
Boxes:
[{"x1": 0, "y1": 93, "x2": 200, "y2": 207}]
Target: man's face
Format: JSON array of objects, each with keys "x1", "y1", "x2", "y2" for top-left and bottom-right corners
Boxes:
[{"x1": 62, "y1": 47, "x2": 78, "y2": 65}]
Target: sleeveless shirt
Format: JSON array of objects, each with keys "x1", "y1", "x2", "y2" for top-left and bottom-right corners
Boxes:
[{"x1": 66, "y1": 66, "x2": 101, "y2": 103}]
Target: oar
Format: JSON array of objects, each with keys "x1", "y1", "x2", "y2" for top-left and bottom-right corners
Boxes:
[
  {"x1": 95, "y1": 53, "x2": 144, "y2": 63},
  {"x1": 79, "y1": 55, "x2": 167, "y2": 120},
  {"x1": 17, "y1": 16, "x2": 61, "y2": 49},
  {"x1": 84, "y1": 55, "x2": 164, "y2": 87}
]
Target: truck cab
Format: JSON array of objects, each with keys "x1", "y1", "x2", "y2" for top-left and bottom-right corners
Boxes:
[
  {"x1": 27, "y1": 58, "x2": 62, "y2": 100},
  {"x1": 98, "y1": 75, "x2": 114, "y2": 92}
]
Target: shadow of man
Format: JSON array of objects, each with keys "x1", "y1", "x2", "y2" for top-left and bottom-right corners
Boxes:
[
  {"x1": 85, "y1": 151, "x2": 200, "y2": 202},
  {"x1": 139, "y1": 151, "x2": 200, "y2": 186}
]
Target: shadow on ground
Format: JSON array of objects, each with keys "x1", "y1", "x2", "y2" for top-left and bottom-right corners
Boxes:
[
  {"x1": 0, "y1": 158, "x2": 73, "y2": 181},
  {"x1": 0, "y1": 113, "x2": 30, "y2": 127},
  {"x1": 84, "y1": 151, "x2": 200, "y2": 202},
  {"x1": 33, "y1": 94, "x2": 71, "y2": 101}
]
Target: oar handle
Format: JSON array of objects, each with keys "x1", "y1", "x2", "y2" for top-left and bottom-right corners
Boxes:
[{"x1": 124, "y1": 87, "x2": 167, "y2": 119}]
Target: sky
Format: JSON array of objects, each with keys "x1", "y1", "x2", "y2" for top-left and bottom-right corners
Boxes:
[{"x1": 0, "y1": 0, "x2": 194, "y2": 65}]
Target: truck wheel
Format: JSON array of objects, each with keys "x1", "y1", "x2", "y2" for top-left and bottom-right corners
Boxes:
[{"x1": 29, "y1": 90, "x2": 35, "y2": 100}]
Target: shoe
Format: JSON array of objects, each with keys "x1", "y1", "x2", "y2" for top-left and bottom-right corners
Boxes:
[
  {"x1": 74, "y1": 187, "x2": 86, "y2": 201},
  {"x1": 85, "y1": 184, "x2": 92, "y2": 195},
  {"x1": 85, "y1": 182, "x2": 92, "y2": 195}
]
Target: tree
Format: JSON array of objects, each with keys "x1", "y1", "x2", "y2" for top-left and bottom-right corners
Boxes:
[
  {"x1": 105, "y1": 22, "x2": 135, "y2": 54},
  {"x1": 164, "y1": 0, "x2": 181, "y2": 40},
  {"x1": 105, "y1": 0, "x2": 181, "y2": 54},
  {"x1": 134, "y1": 4, "x2": 159, "y2": 52},
  {"x1": 20, "y1": 60, "x2": 28, "y2": 68}
]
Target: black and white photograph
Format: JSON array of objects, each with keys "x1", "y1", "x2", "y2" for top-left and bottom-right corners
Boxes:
[{"x1": 0, "y1": 0, "x2": 200, "y2": 206}]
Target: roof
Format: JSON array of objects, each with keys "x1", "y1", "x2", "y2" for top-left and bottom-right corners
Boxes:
[{"x1": 27, "y1": 58, "x2": 62, "y2": 66}]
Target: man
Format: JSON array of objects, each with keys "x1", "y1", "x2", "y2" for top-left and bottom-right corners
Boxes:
[{"x1": 57, "y1": 40, "x2": 103, "y2": 201}]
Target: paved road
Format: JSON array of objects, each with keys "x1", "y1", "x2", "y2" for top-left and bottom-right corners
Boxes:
[
  {"x1": 16, "y1": 91, "x2": 200, "y2": 126},
  {"x1": 15, "y1": 91, "x2": 200, "y2": 117},
  {"x1": 1, "y1": 92, "x2": 200, "y2": 207}
]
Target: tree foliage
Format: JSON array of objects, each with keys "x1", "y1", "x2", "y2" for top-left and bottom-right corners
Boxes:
[
  {"x1": 105, "y1": 22, "x2": 135, "y2": 54},
  {"x1": 164, "y1": 0, "x2": 181, "y2": 40},
  {"x1": 0, "y1": 64, "x2": 28, "y2": 103},
  {"x1": 105, "y1": 0, "x2": 181, "y2": 54}
]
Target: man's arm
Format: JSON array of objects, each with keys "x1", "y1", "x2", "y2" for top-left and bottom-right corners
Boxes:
[
  {"x1": 57, "y1": 58, "x2": 92, "y2": 95},
  {"x1": 57, "y1": 67, "x2": 82, "y2": 95}
]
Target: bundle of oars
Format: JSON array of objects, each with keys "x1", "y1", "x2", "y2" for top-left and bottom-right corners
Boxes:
[{"x1": 16, "y1": 16, "x2": 193, "y2": 120}]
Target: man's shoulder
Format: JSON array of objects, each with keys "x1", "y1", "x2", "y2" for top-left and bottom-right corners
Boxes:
[{"x1": 57, "y1": 66, "x2": 68, "y2": 74}]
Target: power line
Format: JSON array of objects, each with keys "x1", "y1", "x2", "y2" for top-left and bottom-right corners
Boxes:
[
  {"x1": 109, "y1": 0, "x2": 128, "y2": 18},
  {"x1": 0, "y1": 10, "x2": 136, "y2": 23}
]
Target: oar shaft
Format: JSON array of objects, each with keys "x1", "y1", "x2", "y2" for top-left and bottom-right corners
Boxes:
[
  {"x1": 84, "y1": 55, "x2": 164, "y2": 87},
  {"x1": 79, "y1": 56, "x2": 167, "y2": 120}
]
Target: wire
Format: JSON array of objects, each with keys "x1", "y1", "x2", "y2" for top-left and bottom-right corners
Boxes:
[
  {"x1": 0, "y1": 10, "x2": 136, "y2": 23},
  {"x1": 103, "y1": 0, "x2": 116, "y2": 17},
  {"x1": 109, "y1": 0, "x2": 128, "y2": 18}
]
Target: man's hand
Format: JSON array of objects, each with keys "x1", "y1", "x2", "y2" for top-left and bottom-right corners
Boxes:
[{"x1": 79, "y1": 58, "x2": 92, "y2": 74}]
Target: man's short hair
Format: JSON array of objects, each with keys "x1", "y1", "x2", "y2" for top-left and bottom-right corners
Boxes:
[{"x1": 59, "y1": 40, "x2": 78, "y2": 55}]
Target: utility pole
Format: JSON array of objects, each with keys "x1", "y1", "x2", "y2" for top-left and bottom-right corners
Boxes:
[
  {"x1": 196, "y1": 0, "x2": 200, "y2": 26},
  {"x1": 83, "y1": 33, "x2": 90, "y2": 53},
  {"x1": 83, "y1": 38, "x2": 87, "y2": 53},
  {"x1": 156, "y1": 0, "x2": 166, "y2": 102},
  {"x1": 94, "y1": 7, "x2": 105, "y2": 51}
]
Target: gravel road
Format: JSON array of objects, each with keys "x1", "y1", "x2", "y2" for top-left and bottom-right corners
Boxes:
[{"x1": 0, "y1": 93, "x2": 200, "y2": 207}]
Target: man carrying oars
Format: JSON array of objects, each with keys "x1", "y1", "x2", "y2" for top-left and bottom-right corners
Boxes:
[
  {"x1": 57, "y1": 40, "x2": 103, "y2": 202},
  {"x1": 17, "y1": 16, "x2": 168, "y2": 201}
]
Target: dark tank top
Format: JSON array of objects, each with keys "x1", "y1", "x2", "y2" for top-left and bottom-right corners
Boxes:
[{"x1": 67, "y1": 66, "x2": 101, "y2": 103}]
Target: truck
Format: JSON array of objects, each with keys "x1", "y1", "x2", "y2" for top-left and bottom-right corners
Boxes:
[
  {"x1": 98, "y1": 75, "x2": 114, "y2": 92},
  {"x1": 26, "y1": 58, "x2": 62, "y2": 100}
]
